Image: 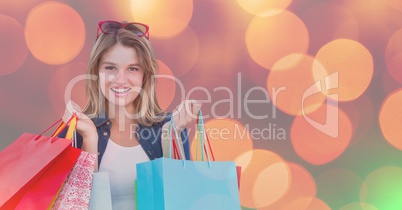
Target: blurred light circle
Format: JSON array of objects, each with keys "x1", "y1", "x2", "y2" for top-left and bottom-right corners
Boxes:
[
  {"x1": 25, "y1": 1, "x2": 85, "y2": 65},
  {"x1": 246, "y1": 10, "x2": 309, "y2": 70},
  {"x1": 155, "y1": 60, "x2": 175, "y2": 110},
  {"x1": 236, "y1": 149, "x2": 290, "y2": 208},
  {"x1": 0, "y1": 15, "x2": 28, "y2": 76},
  {"x1": 253, "y1": 163, "x2": 291, "y2": 207},
  {"x1": 260, "y1": 162, "x2": 316, "y2": 210},
  {"x1": 360, "y1": 166, "x2": 402, "y2": 210},
  {"x1": 267, "y1": 54, "x2": 326, "y2": 116},
  {"x1": 191, "y1": 118, "x2": 253, "y2": 161},
  {"x1": 236, "y1": 0, "x2": 292, "y2": 16},
  {"x1": 291, "y1": 103, "x2": 353, "y2": 165},
  {"x1": 282, "y1": 197, "x2": 331, "y2": 210},
  {"x1": 131, "y1": 0, "x2": 193, "y2": 38},
  {"x1": 315, "y1": 39, "x2": 373, "y2": 101},
  {"x1": 379, "y1": 88, "x2": 402, "y2": 150}
]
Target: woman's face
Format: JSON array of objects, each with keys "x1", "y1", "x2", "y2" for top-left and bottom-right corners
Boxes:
[{"x1": 98, "y1": 43, "x2": 144, "y2": 113}]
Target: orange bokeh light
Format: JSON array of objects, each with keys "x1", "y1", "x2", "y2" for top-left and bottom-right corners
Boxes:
[
  {"x1": 236, "y1": 0, "x2": 292, "y2": 16},
  {"x1": 267, "y1": 54, "x2": 327, "y2": 116},
  {"x1": 246, "y1": 10, "x2": 309, "y2": 70},
  {"x1": 0, "y1": 15, "x2": 28, "y2": 76},
  {"x1": 235, "y1": 150, "x2": 291, "y2": 208},
  {"x1": 155, "y1": 60, "x2": 175, "y2": 110},
  {"x1": 25, "y1": 2, "x2": 85, "y2": 65},
  {"x1": 379, "y1": 88, "x2": 402, "y2": 150},
  {"x1": 282, "y1": 197, "x2": 331, "y2": 210},
  {"x1": 260, "y1": 162, "x2": 316, "y2": 210},
  {"x1": 131, "y1": 0, "x2": 193, "y2": 38},
  {"x1": 315, "y1": 39, "x2": 373, "y2": 101},
  {"x1": 291, "y1": 103, "x2": 353, "y2": 165},
  {"x1": 191, "y1": 118, "x2": 253, "y2": 161},
  {"x1": 48, "y1": 63, "x2": 88, "y2": 117}
]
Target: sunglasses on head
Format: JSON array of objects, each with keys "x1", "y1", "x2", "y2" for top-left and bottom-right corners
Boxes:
[{"x1": 96, "y1": 20, "x2": 150, "y2": 39}]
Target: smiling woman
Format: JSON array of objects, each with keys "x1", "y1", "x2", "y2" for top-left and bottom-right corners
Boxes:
[{"x1": 58, "y1": 20, "x2": 201, "y2": 209}]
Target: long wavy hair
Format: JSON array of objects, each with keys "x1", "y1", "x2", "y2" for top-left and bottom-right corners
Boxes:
[{"x1": 83, "y1": 28, "x2": 165, "y2": 126}]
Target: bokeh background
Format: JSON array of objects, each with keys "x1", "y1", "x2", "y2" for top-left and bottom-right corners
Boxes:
[{"x1": 1, "y1": 0, "x2": 402, "y2": 209}]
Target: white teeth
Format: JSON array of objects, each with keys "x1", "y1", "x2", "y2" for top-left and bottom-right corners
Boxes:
[{"x1": 111, "y1": 88, "x2": 130, "y2": 93}]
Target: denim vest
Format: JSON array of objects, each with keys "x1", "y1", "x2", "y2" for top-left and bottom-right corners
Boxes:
[{"x1": 59, "y1": 112, "x2": 190, "y2": 167}]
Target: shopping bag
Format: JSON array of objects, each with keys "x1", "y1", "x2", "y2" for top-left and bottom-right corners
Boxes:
[
  {"x1": 193, "y1": 111, "x2": 242, "y2": 190},
  {"x1": 15, "y1": 146, "x2": 81, "y2": 210},
  {"x1": 51, "y1": 151, "x2": 96, "y2": 210},
  {"x1": 137, "y1": 111, "x2": 241, "y2": 210},
  {"x1": 137, "y1": 158, "x2": 240, "y2": 210},
  {"x1": 0, "y1": 116, "x2": 79, "y2": 210},
  {"x1": 89, "y1": 172, "x2": 112, "y2": 210}
]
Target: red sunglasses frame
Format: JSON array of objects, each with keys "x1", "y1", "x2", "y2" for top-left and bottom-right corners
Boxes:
[{"x1": 96, "y1": 20, "x2": 150, "y2": 39}]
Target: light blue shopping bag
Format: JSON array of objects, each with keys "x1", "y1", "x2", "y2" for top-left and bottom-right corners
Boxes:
[
  {"x1": 136, "y1": 158, "x2": 240, "y2": 210},
  {"x1": 136, "y1": 111, "x2": 240, "y2": 210},
  {"x1": 89, "y1": 172, "x2": 112, "y2": 210}
]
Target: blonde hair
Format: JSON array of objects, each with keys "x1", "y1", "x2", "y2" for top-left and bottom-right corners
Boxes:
[{"x1": 83, "y1": 28, "x2": 165, "y2": 126}]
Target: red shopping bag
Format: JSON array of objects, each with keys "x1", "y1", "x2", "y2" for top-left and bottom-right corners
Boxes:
[{"x1": 0, "y1": 115, "x2": 80, "y2": 210}]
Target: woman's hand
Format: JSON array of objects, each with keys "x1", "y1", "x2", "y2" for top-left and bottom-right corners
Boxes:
[
  {"x1": 171, "y1": 100, "x2": 202, "y2": 130},
  {"x1": 62, "y1": 100, "x2": 97, "y2": 138},
  {"x1": 63, "y1": 101, "x2": 99, "y2": 170},
  {"x1": 161, "y1": 100, "x2": 201, "y2": 157}
]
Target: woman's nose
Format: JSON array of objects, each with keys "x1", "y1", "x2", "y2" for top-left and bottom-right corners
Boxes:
[{"x1": 112, "y1": 69, "x2": 127, "y2": 83}]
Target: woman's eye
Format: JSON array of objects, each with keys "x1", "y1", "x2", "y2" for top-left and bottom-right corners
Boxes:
[
  {"x1": 128, "y1": 67, "x2": 139, "y2": 71},
  {"x1": 105, "y1": 66, "x2": 115, "y2": 70}
]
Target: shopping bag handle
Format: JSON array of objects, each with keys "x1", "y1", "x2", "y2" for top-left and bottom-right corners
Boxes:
[
  {"x1": 51, "y1": 114, "x2": 78, "y2": 140},
  {"x1": 34, "y1": 114, "x2": 78, "y2": 143},
  {"x1": 194, "y1": 110, "x2": 213, "y2": 167},
  {"x1": 169, "y1": 118, "x2": 187, "y2": 167}
]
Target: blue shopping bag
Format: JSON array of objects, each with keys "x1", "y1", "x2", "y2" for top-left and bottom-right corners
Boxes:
[
  {"x1": 136, "y1": 110, "x2": 240, "y2": 210},
  {"x1": 136, "y1": 158, "x2": 240, "y2": 210}
]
